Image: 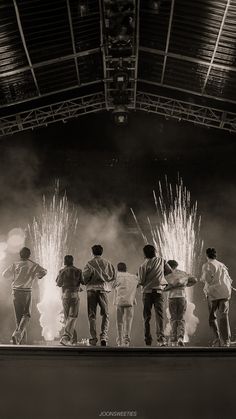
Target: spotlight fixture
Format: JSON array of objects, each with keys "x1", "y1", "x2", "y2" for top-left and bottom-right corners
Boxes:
[
  {"x1": 148, "y1": 0, "x2": 161, "y2": 13},
  {"x1": 78, "y1": 1, "x2": 88, "y2": 17},
  {"x1": 113, "y1": 69, "x2": 129, "y2": 90},
  {"x1": 112, "y1": 105, "x2": 128, "y2": 125}
]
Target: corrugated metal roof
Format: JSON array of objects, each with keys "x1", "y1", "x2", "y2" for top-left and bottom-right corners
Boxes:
[{"x1": 0, "y1": 0, "x2": 235, "y2": 111}]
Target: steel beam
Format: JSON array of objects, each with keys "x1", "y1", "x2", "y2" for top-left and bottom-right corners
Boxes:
[
  {"x1": 134, "y1": 0, "x2": 140, "y2": 109},
  {"x1": 201, "y1": 0, "x2": 231, "y2": 93},
  {"x1": 0, "y1": 80, "x2": 102, "y2": 109},
  {"x1": 139, "y1": 46, "x2": 236, "y2": 74},
  {"x1": 66, "y1": 0, "x2": 80, "y2": 85},
  {"x1": 0, "y1": 49, "x2": 100, "y2": 79},
  {"x1": 138, "y1": 78, "x2": 236, "y2": 105},
  {"x1": 0, "y1": 92, "x2": 106, "y2": 136},
  {"x1": 161, "y1": 0, "x2": 175, "y2": 84},
  {"x1": 13, "y1": 0, "x2": 41, "y2": 95},
  {"x1": 136, "y1": 91, "x2": 236, "y2": 133}
]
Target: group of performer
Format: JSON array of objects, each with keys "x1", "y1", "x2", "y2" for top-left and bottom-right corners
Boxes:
[{"x1": 2, "y1": 244, "x2": 233, "y2": 348}]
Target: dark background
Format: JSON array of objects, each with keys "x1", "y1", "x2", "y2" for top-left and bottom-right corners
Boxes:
[{"x1": 0, "y1": 110, "x2": 236, "y2": 346}]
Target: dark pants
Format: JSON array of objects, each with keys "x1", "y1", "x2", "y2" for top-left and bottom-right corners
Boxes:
[
  {"x1": 12, "y1": 290, "x2": 31, "y2": 344},
  {"x1": 169, "y1": 297, "x2": 187, "y2": 342},
  {"x1": 209, "y1": 298, "x2": 231, "y2": 343},
  {"x1": 62, "y1": 290, "x2": 79, "y2": 343},
  {"x1": 87, "y1": 290, "x2": 109, "y2": 344},
  {"x1": 142, "y1": 291, "x2": 164, "y2": 345}
]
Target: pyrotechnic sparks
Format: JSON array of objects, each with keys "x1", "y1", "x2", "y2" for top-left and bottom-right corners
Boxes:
[
  {"x1": 132, "y1": 177, "x2": 203, "y2": 341},
  {"x1": 29, "y1": 182, "x2": 78, "y2": 341}
]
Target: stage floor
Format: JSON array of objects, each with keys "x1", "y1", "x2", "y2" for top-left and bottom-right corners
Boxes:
[{"x1": 0, "y1": 346, "x2": 235, "y2": 419}]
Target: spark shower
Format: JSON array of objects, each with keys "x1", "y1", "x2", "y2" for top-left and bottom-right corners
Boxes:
[
  {"x1": 29, "y1": 183, "x2": 78, "y2": 341},
  {"x1": 132, "y1": 178, "x2": 203, "y2": 340}
]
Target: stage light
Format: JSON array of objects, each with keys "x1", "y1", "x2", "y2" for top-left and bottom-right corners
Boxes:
[
  {"x1": 0, "y1": 241, "x2": 7, "y2": 261},
  {"x1": 78, "y1": 1, "x2": 88, "y2": 17},
  {"x1": 113, "y1": 106, "x2": 128, "y2": 125},
  {"x1": 113, "y1": 69, "x2": 129, "y2": 90},
  {"x1": 148, "y1": 0, "x2": 161, "y2": 13}
]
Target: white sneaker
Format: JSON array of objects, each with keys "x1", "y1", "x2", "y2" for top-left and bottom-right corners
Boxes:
[
  {"x1": 12, "y1": 331, "x2": 22, "y2": 345},
  {"x1": 60, "y1": 337, "x2": 71, "y2": 346}
]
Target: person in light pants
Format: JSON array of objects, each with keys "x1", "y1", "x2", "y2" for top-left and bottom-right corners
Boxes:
[
  {"x1": 201, "y1": 247, "x2": 232, "y2": 347},
  {"x1": 3, "y1": 247, "x2": 47, "y2": 345},
  {"x1": 83, "y1": 245, "x2": 116, "y2": 347},
  {"x1": 113, "y1": 262, "x2": 138, "y2": 347},
  {"x1": 164, "y1": 260, "x2": 197, "y2": 346}
]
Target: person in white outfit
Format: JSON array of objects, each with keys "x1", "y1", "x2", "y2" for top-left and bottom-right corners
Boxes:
[
  {"x1": 201, "y1": 247, "x2": 232, "y2": 347},
  {"x1": 113, "y1": 262, "x2": 138, "y2": 347}
]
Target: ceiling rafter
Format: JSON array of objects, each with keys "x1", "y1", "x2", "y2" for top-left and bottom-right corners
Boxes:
[
  {"x1": 201, "y1": 0, "x2": 231, "y2": 94},
  {"x1": 139, "y1": 78, "x2": 236, "y2": 105},
  {"x1": 0, "y1": 48, "x2": 100, "y2": 79},
  {"x1": 13, "y1": 0, "x2": 41, "y2": 96},
  {"x1": 140, "y1": 46, "x2": 236, "y2": 74},
  {"x1": 0, "y1": 80, "x2": 102, "y2": 109},
  {"x1": 161, "y1": 0, "x2": 175, "y2": 84},
  {"x1": 66, "y1": 0, "x2": 80, "y2": 86},
  {"x1": 134, "y1": 0, "x2": 141, "y2": 109}
]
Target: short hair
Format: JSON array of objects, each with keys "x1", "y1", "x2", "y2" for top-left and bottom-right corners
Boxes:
[
  {"x1": 20, "y1": 247, "x2": 31, "y2": 260},
  {"x1": 167, "y1": 260, "x2": 178, "y2": 270},
  {"x1": 92, "y1": 244, "x2": 103, "y2": 256},
  {"x1": 117, "y1": 262, "x2": 127, "y2": 272},
  {"x1": 64, "y1": 255, "x2": 73, "y2": 266},
  {"x1": 143, "y1": 244, "x2": 156, "y2": 259},
  {"x1": 206, "y1": 248, "x2": 217, "y2": 259}
]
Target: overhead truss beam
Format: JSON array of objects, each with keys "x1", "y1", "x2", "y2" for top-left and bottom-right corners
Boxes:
[
  {"x1": 0, "y1": 92, "x2": 106, "y2": 136},
  {"x1": 1, "y1": 91, "x2": 236, "y2": 137},
  {"x1": 136, "y1": 91, "x2": 236, "y2": 133},
  {"x1": 99, "y1": 0, "x2": 139, "y2": 111}
]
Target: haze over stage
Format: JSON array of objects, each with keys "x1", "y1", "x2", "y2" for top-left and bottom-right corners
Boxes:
[{"x1": 0, "y1": 345, "x2": 235, "y2": 419}]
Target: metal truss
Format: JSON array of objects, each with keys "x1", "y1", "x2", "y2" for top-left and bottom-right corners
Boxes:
[
  {"x1": 1, "y1": 90, "x2": 236, "y2": 137},
  {"x1": 136, "y1": 91, "x2": 236, "y2": 133},
  {"x1": 0, "y1": 93, "x2": 106, "y2": 137},
  {"x1": 99, "y1": 0, "x2": 140, "y2": 110}
]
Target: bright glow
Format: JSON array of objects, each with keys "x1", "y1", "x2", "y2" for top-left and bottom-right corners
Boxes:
[
  {"x1": 7, "y1": 228, "x2": 25, "y2": 253},
  {"x1": 0, "y1": 238, "x2": 7, "y2": 262},
  {"x1": 0, "y1": 242, "x2": 7, "y2": 252},
  {"x1": 28, "y1": 182, "x2": 78, "y2": 341},
  {"x1": 132, "y1": 178, "x2": 203, "y2": 341},
  {"x1": 0, "y1": 250, "x2": 6, "y2": 261}
]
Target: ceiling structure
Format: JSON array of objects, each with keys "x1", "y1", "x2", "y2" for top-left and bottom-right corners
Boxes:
[{"x1": 0, "y1": 0, "x2": 236, "y2": 136}]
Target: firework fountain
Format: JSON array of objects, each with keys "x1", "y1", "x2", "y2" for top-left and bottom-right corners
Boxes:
[
  {"x1": 132, "y1": 178, "x2": 203, "y2": 341},
  {"x1": 29, "y1": 182, "x2": 78, "y2": 341}
]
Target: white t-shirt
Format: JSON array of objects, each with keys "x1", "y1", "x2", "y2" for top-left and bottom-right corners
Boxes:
[
  {"x1": 201, "y1": 259, "x2": 232, "y2": 300},
  {"x1": 165, "y1": 269, "x2": 189, "y2": 298},
  {"x1": 113, "y1": 272, "x2": 138, "y2": 306}
]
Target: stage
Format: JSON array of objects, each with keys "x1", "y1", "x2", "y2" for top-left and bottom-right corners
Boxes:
[{"x1": 0, "y1": 345, "x2": 235, "y2": 419}]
